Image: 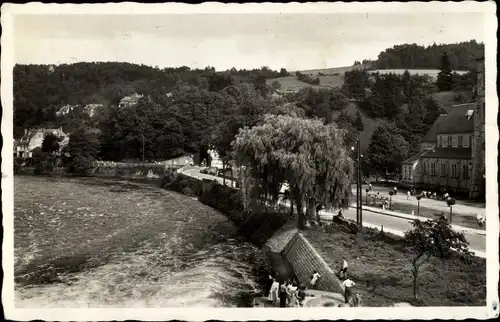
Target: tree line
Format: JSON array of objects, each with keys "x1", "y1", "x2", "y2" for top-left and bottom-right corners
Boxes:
[{"x1": 356, "y1": 40, "x2": 484, "y2": 70}]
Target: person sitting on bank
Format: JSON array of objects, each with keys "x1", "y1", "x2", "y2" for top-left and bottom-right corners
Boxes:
[{"x1": 342, "y1": 278, "x2": 356, "y2": 304}]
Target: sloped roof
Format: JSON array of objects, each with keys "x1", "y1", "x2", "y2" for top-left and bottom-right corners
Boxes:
[
  {"x1": 422, "y1": 114, "x2": 448, "y2": 143},
  {"x1": 420, "y1": 147, "x2": 472, "y2": 160},
  {"x1": 401, "y1": 149, "x2": 433, "y2": 164},
  {"x1": 422, "y1": 103, "x2": 476, "y2": 142},
  {"x1": 437, "y1": 103, "x2": 475, "y2": 134}
]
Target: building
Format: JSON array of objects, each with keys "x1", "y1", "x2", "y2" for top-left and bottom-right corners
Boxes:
[
  {"x1": 15, "y1": 128, "x2": 68, "y2": 159},
  {"x1": 119, "y1": 93, "x2": 143, "y2": 108},
  {"x1": 400, "y1": 57, "x2": 485, "y2": 198},
  {"x1": 56, "y1": 104, "x2": 79, "y2": 117},
  {"x1": 83, "y1": 104, "x2": 104, "y2": 117},
  {"x1": 159, "y1": 155, "x2": 194, "y2": 167}
]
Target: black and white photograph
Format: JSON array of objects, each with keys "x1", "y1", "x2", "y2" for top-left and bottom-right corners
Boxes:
[{"x1": 1, "y1": 2, "x2": 498, "y2": 321}]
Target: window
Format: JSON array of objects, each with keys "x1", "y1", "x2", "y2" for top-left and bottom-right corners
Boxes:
[
  {"x1": 458, "y1": 136, "x2": 463, "y2": 147},
  {"x1": 469, "y1": 136, "x2": 473, "y2": 148},
  {"x1": 451, "y1": 164, "x2": 457, "y2": 178},
  {"x1": 448, "y1": 136, "x2": 452, "y2": 147},
  {"x1": 441, "y1": 163, "x2": 446, "y2": 177},
  {"x1": 463, "y1": 164, "x2": 469, "y2": 180},
  {"x1": 439, "y1": 136, "x2": 443, "y2": 147}
]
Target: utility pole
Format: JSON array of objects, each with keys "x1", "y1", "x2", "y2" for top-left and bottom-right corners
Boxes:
[
  {"x1": 358, "y1": 139, "x2": 363, "y2": 227},
  {"x1": 142, "y1": 134, "x2": 145, "y2": 162}
]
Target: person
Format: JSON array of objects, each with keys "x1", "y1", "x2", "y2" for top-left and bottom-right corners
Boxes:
[
  {"x1": 394, "y1": 186, "x2": 397, "y2": 195},
  {"x1": 369, "y1": 183, "x2": 372, "y2": 191},
  {"x1": 406, "y1": 190, "x2": 411, "y2": 200},
  {"x1": 310, "y1": 270, "x2": 322, "y2": 288},
  {"x1": 342, "y1": 278, "x2": 356, "y2": 304},
  {"x1": 339, "y1": 259, "x2": 348, "y2": 279},
  {"x1": 338, "y1": 208, "x2": 344, "y2": 218},
  {"x1": 433, "y1": 192, "x2": 437, "y2": 199},
  {"x1": 286, "y1": 282, "x2": 298, "y2": 306},
  {"x1": 268, "y1": 277, "x2": 279, "y2": 305},
  {"x1": 279, "y1": 280, "x2": 287, "y2": 307},
  {"x1": 376, "y1": 191, "x2": 380, "y2": 199},
  {"x1": 353, "y1": 293, "x2": 363, "y2": 307},
  {"x1": 267, "y1": 273, "x2": 274, "y2": 296},
  {"x1": 296, "y1": 285, "x2": 306, "y2": 307}
]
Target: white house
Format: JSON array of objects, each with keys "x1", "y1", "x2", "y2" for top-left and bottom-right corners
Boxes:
[
  {"x1": 16, "y1": 128, "x2": 68, "y2": 158},
  {"x1": 119, "y1": 93, "x2": 143, "y2": 108}
]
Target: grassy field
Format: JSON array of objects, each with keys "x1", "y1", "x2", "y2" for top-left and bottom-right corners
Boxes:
[{"x1": 303, "y1": 226, "x2": 486, "y2": 307}]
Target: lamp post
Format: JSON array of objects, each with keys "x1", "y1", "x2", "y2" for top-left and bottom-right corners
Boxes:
[
  {"x1": 416, "y1": 194, "x2": 422, "y2": 217},
  {"x1": 447, "y1": 197, "x2": 456, "y2": 222},
  {"x1": 351, "y1": 139, "x2": 363, "y2": 227},
  {"x1": 389, "y1": 190, "x2": 394, "y2": 210}
]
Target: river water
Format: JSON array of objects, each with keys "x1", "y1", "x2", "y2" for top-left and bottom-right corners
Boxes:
[{"x1": 14, "y1": 176, "x2": 268, "y2": 308}]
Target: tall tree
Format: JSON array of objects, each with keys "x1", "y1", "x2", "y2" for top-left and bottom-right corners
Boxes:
[
  {"x1": 67, "y1": 128, "x2": 101, "y2": 176},
  {"x1": 232, "y1": 114, "x2": 354, "y2": 229},
  {"x1": 436, "y1": 52, "x2": 453, "y2": 91},
  {"x1": 366, "y1": 120, "x2": 410, "y2": 178},
  {"x1": 41, "y1": 132, "x2": 62, "y2": 155}
]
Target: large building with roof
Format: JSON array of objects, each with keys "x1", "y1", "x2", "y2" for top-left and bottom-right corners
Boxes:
[{"x1": 400, "y1": 57, "x2": 485, "y2": 199}]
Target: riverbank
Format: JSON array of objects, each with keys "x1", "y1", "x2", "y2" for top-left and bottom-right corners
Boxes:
[
  {"x1": 303, "y1": 224, "x2": 486, "y2": 307},
  {"x1": 14, "y1": 176, "x2": 270, "y2": 307}
]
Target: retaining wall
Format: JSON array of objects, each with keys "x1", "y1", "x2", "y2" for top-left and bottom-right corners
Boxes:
[
  {"x1": 282, "y1": 233, "x2": 344, "y2": 294},
  {"x1": 90, "y1": 162, "x2": 178, "y2": 180}
]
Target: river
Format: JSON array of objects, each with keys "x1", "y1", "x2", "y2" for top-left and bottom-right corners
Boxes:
[{"x1": 14, "y1": 175, "x2": 268, "y2": 308}]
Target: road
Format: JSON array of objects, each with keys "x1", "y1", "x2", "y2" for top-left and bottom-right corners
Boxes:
[
  {"x1": 317, "y1": 207, "x2": 485, "y2": 256},
  {"x1": 179, "y1": 166, "x2": 486, "y2": 256},
  {"x1": 359, "y1": 184, "x2": 486, "y2": 216}
]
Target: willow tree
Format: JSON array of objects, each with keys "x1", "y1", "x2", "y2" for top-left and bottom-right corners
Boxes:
[{"x1": 231, "y1": 114, "x2": 354, "y2": 229}]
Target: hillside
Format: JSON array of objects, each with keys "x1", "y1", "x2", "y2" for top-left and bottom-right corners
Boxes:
[
  {"x1": 332, "y1": 102, "x2": 380, "y2": 152},
  {"x1": 267, "y1": 65, "x2": 368, "y2": 92}
]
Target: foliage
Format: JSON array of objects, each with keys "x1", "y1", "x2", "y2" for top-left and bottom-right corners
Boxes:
[
  {"x1": 293, "y1": 87, "x2": 350, "y2": 124},
  {"x1": 363, "y1": 40, "x2": 484, "y2": 70},
  {"x1": 404, "y1": 213, "x2": 471, "y2": 300},
  {"x1": 366, "y1": 120, "x2": 410, "y2": 177},
  {"x1": 295, "y1": 71, "x2": 320, "y2": 85},
  {"x1": 32, "y1": 147, "x2": 47, "y2": 175},
  {"x1": 436, "y1": 53, "x2": 453, "y2": 91},
  {"x1": 341, "y1": 69, "x2": 370, "y2": 100},
  {"x1": 66, "y1": 128, "x2": 101, "y2": 176},
  {"x1": 232, "y1": 114, "x2": 354, "y2": 229},
  {"x1": 41, "y1": 133, "x2": 62, "y2": 155}
]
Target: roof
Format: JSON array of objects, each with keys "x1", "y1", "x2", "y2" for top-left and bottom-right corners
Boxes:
[
  {"x1": 422, "y1": 114, "x2": 448, "y2": 142},
  {"x1": 401, "y1": 149, "x2": 432, "y2": 164},
  {"x1": 420, "y1": 147, "x2": 472, "y2": 160},
  {"x1": 437, "y1": 103, "x2": 475, "y2": 134}
]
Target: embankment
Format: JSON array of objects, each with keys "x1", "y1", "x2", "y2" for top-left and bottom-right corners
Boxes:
[
  {"x1": 161, "y1": 169, "x2": 345, "y2": 298},
  {"x1": 89, "y1": 161, "x2": 179, "y2": 183}
]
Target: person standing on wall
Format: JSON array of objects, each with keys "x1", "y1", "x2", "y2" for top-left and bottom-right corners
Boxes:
[{"x1": 310, "y1": 270, "x2": 321, "y2": 288}]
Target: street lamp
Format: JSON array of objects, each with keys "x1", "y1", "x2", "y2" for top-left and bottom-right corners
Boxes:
[
  {"x1": 416, "y1": 194, "x2": 422, "y2": 216},
  {"x1": 447, "y1": 197, "x2": 456, "y2": 222},
  {"x1": 351, "y1": 139, "x2": 363, "y2": 227}
]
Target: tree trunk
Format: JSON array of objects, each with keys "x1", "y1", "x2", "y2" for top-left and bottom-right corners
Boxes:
[
  {"x1": 222, "y1": 159, "x2": 226, "y2": 186},
  {"x1": 290, "y1": 199, "x2": 294, "y2": 216},
  {"x1": 306, "y1": 197, "x2": 317, "y2": 222},
  {"x1": 412, "y1": 262, "x2": 419, "y2": 300},
  {"x1": 230, "y1": 167, "x2": 234, "y2": 188},
  {"x1": 293, "y1": 189, "x2": 305, "y2": 230}
]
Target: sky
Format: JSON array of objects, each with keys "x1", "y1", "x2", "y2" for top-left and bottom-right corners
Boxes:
[{"x1": 13, "y1": 12, "x2": 486, "y2": 71}]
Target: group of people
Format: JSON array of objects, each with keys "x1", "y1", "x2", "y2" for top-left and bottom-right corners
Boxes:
[
  {"x1": 338, "y1": 258, "x2": 362, "y2": 307},
  {"x1": 267, "y1": 270, "x2": 322, "y2": 307}
]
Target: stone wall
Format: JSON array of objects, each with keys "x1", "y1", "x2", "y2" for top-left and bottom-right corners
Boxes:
[
  {"x1": 90, "y1": 162, "x2": 177, "y2": 180},
  {"x1": 282, "y1": 232, "x2": 344, "y2": 294}
]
